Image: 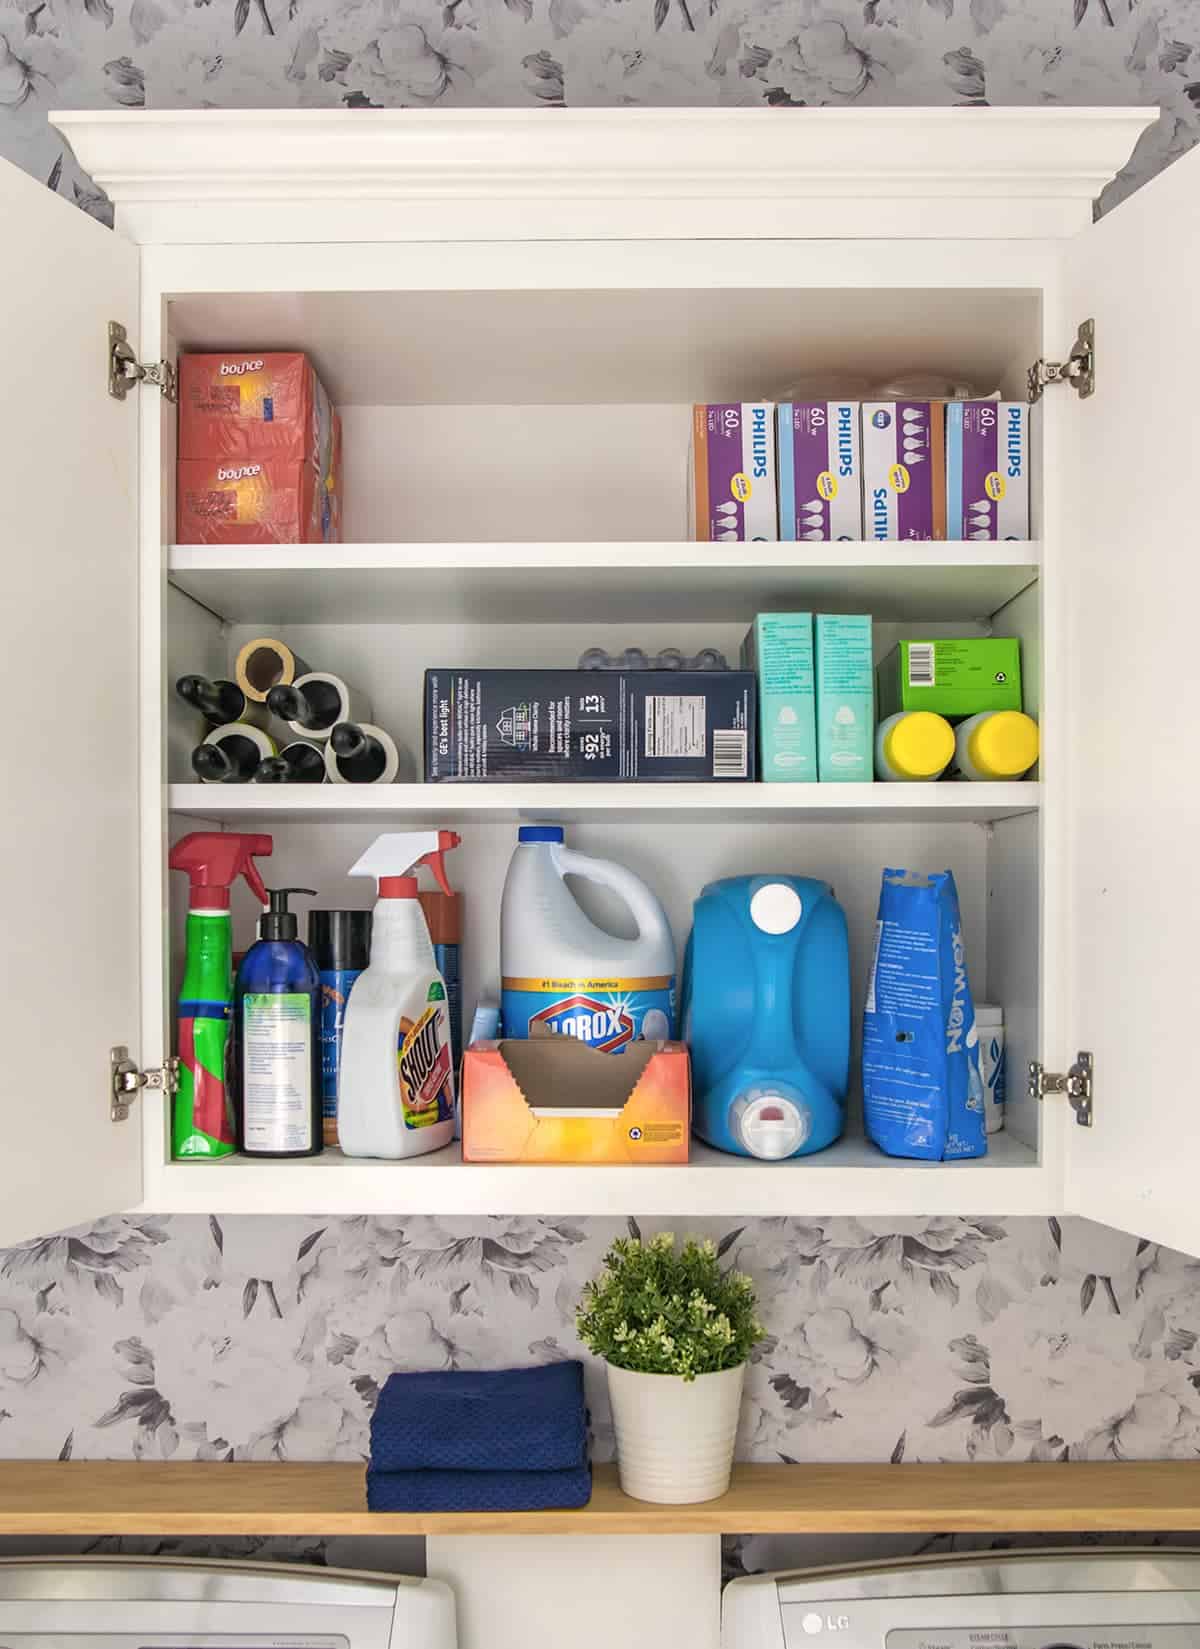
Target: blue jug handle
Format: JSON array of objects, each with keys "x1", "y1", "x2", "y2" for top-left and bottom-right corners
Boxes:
[{"x1": 742, "y1": 910, "x2": 826, "y2": 1104}]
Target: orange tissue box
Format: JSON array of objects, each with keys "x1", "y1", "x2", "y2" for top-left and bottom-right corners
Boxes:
[{"x1": 461, "y1": 1035, "x2": 690, "y2": 1164}]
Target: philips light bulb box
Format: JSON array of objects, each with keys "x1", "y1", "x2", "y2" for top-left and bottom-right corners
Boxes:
[
  {"x1": 424, "y1": 669, "x2": 756, "y2": 782},
  {"x1": 691, "y1": 403, "x2": 777, "y2": 541},
  {"x1": 947, "y1": 402, "x2": 1030, "y2": 540},
  {"x1": 862, "y1": 401, "x2": 946, "y2": 540},
  {"x1": 815, "y1": 614, "x2": 874, "y2": 782},
  {"x1": 777, "y1": 403, "x2": 863, "y2": 541},
  {"x1": 741, "y1": 614, "x2": 817, "y2": 783},
  {"x1": 461, "y1": 1033, "x2": 690, "y2": 1164}
]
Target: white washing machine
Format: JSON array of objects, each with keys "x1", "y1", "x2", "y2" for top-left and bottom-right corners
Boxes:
[
  {"x1": 723, "y1": 1549, "x2": 1200, "y2": 1648},
  {"x1": 0, "y1": 1556, "x2": 456, "y2": 1647}
]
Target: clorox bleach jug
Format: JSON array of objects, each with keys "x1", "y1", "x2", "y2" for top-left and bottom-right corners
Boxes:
[
  {"x1": 683, "y1": 875, "x2": 849, "y2": 1158},
  {"x1": 501, "y1": 826, "x2": 676, "y2": 1052}
]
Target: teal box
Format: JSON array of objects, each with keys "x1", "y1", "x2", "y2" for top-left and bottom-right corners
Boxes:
[
  {"x1": 815, "y1": 614, "x2": 874, "y2": 783},
  {"x1": 741, "y1": 614, "x2": 817, "y2": 783}
]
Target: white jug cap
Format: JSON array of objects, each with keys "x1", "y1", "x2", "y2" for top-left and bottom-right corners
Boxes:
[
  {"x1": 749, "y1": 883, "x2": 803, "y2": 935},
  {"x1": 733, "y1": 1092, "x2": 809, "y2": 1160}
]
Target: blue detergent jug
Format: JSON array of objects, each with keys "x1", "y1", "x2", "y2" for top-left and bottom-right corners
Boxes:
[{"x1": 683, "y1": 875, "x2": 849, "y2": 1158}]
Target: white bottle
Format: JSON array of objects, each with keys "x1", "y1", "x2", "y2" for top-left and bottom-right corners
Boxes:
[
  {"x1": 976, "y1": 1004, "x2": 1006, "y2": 1134},
  {"x1": 501, "y1": 825, "x2": 676, "y2": 1052},
  {"x1": 337, "y1": 830, "x2": 461, "y2": 1159},
  {"x1": 951, "y1": 710, "x2": 1040, "y2": 781},
  {"x1": 874, "y1": 710, "x2": 955, "y2": 782}
]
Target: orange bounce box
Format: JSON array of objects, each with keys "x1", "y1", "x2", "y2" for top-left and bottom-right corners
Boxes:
[
  {"x1": 176, "y1": 352, "x2": 342, "y2": 544},
  {"x1": 462, "y1": 1035, "x2": 690, "y2": 1164},
  {"x1": 177, "y1": 449, "x2": 341, "y2": 546},
  {"x1": 178, "y1": 352, "x2": 335, "y2": 463}
]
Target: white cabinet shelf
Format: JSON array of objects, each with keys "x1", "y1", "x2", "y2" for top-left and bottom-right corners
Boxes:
[
  {"x1": 151, "y1": 1130, "x2": 1042, "y2": 1218},
  {"x1": 167, "y1": 780, "x2": 1041, "y2": 826},
  {"x1": 168, "y1": 542, "x2": 1040, "y2": 626}
]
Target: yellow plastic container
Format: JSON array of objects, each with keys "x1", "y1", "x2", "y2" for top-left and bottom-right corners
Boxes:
[
  {"x1": 953, "y1": 710, "x2": 1040, "y2": 781},
  {"x1": 874, "y1": 710, "x2": 956, "y2": 782}
]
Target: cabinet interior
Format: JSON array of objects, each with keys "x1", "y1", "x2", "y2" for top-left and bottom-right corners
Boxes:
[
  {"x1": 165, "y1": 605, "x2": 1042, "y2": 1170},
  {"x1": 166, "y1": 285, "x2": 1043, "y2": 544},
  {"x1": 159, "y1": 279, "x2": 1046, "y2": 1189}
]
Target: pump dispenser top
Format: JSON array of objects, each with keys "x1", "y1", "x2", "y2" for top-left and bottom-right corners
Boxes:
[
  {"x1": 259, "y1": 887, "x2": 318, "y2": 941},
  {"x1": 169, "y1": 831, "x2": 273, "y2": 908},
  {"x1": 349, "y1": 831, "x2": 461, "y2": 899},
  {"x1": 233, "y1": 886, "x2": 322, "y2": 1159}
]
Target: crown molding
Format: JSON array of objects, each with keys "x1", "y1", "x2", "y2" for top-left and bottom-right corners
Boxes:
[{"x1": 51, "y1": 107, "x2": 1158, "y2": 244}]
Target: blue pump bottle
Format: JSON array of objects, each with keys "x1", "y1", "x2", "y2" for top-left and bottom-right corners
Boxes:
[
  {"x1": 233, "y1": 887, "x2": 323, "y2": 1158},
  {"x1": 682, "y1": 875, "x2": 850, "y2": 1159}
]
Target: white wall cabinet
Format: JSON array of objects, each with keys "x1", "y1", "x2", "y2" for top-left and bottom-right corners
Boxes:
[{"x1": 3, "y1": 106, "x2": 1194, "y2": 1252}]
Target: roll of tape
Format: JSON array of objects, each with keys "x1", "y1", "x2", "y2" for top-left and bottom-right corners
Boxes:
[
  {"x1": 283, "y1": 671, "x2": 374, "y2": 742},
  {"x1": 254, "y1": 739, "x2": 327, "y2": 784},
  {"x1": 197, "y1": 721, "x2": 277, "y2": 783},
  {"x1": 234, "y1": 637, "x2": 312, "y2": 704},
  {"x1": 324, "y1": 722, "x2": 401, "y2": 785},
  {"x1": 237, "y1": 696, "x2": 274, "y2": 733},
  {"x1": 175, "y1": 675, "x2": 272, "y2": 733}
]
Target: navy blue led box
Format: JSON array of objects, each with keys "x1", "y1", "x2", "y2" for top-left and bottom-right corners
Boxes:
[{"x1": 424, "y1": 669, "x2": 756, "y2": 782}]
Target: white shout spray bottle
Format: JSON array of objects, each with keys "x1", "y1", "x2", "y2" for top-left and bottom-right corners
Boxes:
[{"x1": 337, "y1": 831, "x2": 461, "y2": 1159}]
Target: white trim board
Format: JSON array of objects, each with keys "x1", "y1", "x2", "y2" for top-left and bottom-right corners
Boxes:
[{"x1": 51, "y1": 107, "x2": 1157, "y2": 244}]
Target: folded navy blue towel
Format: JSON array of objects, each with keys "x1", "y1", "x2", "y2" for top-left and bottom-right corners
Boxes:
[
  {"x1": 370, "y1": 1361, "x2": 588, "y2": 1474},
  {"x1": 366, "y1": 1463, "x2": 592, "y2": 1513}
]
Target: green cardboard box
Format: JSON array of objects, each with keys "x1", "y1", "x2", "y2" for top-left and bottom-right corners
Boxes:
[{"x1": 877, "y1": 638, "x2": 1022, "y2": 719}]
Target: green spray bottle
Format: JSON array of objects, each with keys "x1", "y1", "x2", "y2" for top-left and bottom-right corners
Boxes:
[{"x1": 168, "y1": 831, "x2": 273, "y2": 1158}]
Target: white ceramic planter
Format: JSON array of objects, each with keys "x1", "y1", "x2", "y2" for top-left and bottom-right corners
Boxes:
[{"x1": 606, "y1": 1360, "x2": 745, "y2": 1504}]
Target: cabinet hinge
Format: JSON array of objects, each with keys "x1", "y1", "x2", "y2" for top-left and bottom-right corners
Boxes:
[
  {"x1": 1027, "y1": 318, "x2": 1095, "y2": 404},
  {"x1": 110, "y1": 1045, "x2": 180, "y2": 1124},
  {"x1": 1029, "y1": 1050, "x2": 1094, "y2": 1128},
  {"x1": 108, "y1": 320, "x2": 178, "y2": 404}
]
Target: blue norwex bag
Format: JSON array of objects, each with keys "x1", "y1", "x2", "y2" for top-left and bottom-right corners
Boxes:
[{"x1": 862, "y1": 868, "x2": 986, "y2": 1160}]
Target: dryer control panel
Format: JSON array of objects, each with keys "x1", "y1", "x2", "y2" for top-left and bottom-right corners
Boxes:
[
  {"x1": 0, "y1": 1559, "x2": 456, "y2": 1649},
  {"x1": 724, "y1": 1551, "x2": 1200, "y2": 1649},
  {"x1": 889, "y1": 1629, "x2": 1198, "y2": 1648}
]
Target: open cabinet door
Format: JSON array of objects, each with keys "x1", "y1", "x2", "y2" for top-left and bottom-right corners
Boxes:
[
  {"x1": 1058, "y1": 146, "x2": 1200, "y2": 1255},
  {"x1": 0, "y1": 161, "x2": 142, "y2": 1244}
]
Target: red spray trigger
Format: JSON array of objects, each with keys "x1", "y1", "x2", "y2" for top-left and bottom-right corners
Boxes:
[
  {"x1": 235, "y1": 836, "x2": 273, "y2": 905},
  {"x1": 169, "y1": 832, "x2": 273, "y2": 910},
  {"x1": 420, "y1": 830, "x2": 461, "y2": 896},
  {"x1": 352, "y1": 830, "x2": 460, "y2": 900}
]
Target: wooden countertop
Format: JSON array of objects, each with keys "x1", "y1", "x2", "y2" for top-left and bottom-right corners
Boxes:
[{"x1": 0, "y1": 1460, "x2": 1198, "y2": 1536}]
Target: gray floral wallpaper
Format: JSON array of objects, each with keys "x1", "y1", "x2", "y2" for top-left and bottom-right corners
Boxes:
[
  {"x1": 2, "y1": 1210, "x2": 1198, "y2": 1467},
  {"x1": 2, "y1": 0, "x2": 1200, "y2": 224}
]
